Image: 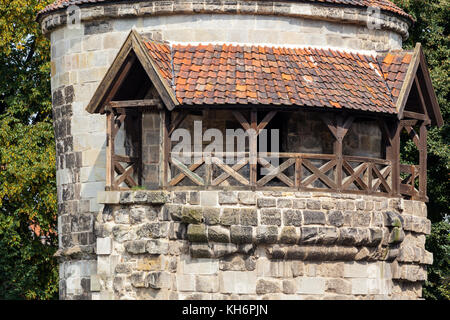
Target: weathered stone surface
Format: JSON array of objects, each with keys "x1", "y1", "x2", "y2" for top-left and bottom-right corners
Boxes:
[
  {"x1": 208, "y1": 225, "x2": 230, "y2": 243},
  {"x1": 352, "y1": 211, "x2": 371, "y2": 227},
  {"x1": 282, "y1": 279, "x2": 297, "y2": 294},
  {"x1": 169, "y1": 222, "x2": 187, "y2": 240},
  {"x1": 326, "y1": 278, "x2": 352, "y2": 295},
  {"x1": 389, "y1": 227, "x2": 405, "y2": 244},
  {"x1": 146, "y1": 191, "x2": 170, "y2": 204},
  {"x1": 182, "y1": 206, "x2": 203, "y2": 224},
  {"x1": 280, "y1": 226, "x2": 298, "y2": 244},
  {"x1": 146, "y1": 271, "x2": 170, "y2": 289},
  {"x1": 173, "y1": 191, "x2": 187, "y2": 204},
  {"x1": 218, "y1": 191, "x2": 238, "y2": 204},
  {"x1": 129, "y1": 207, "x2": 147, "y2": 224},
  {"x1": 384, "y1": 211, "x2": 403, "y2": 228},
  {"x1": 219, "y1": 255, "x2": 246, "y2": 271},
  {"x1": 200, "y1": 191, "x2": 218, "y2": 206},
  {"x1": 203, "y1": 207, "x2": 220, "y2": 225},
  {"x1": 146, "y1": 239, "x2": 169, "y2": 255},
  {"x1": 328, "y1": 210, "x2": 344, "y2": 227},
  {"x1": 125, "y1": 240, "x2": 147, "y2": 254},
  {"x1": 307, "y1": 199, "x2": 321, "y2": 210},
  {"x1": 220, "y1": 208, "x2": 240, "y2": 225},
  {"x1": 230, "y1": 225, "x2": 253, "y2": 244},
  {"x1": 240, "y1": 208, "x2": 258, "y2": 226},
  {"x1": 238, "y1": 192, "x2": 256, "y2": 205},
  {"x1": 256, "y1": 226, "x2": 279, "y2": 244},
  {"x1": 277, "y1": 198, "x2": 292, "y2": 208},
  {"x1": 189, "y1": 192, "x2": 200, "y2": 205},
  {"x1": 297, "y1": 277, "x2": 325, "y2": 294},
  {"x1": 260, "y1": 208, "x2": 281, "y2": 225},
  {"x1": 165, "y1": 204, "x2": 182, "y2": 221},
  {"x1": 292, "y1": 199, "x2": 306, "y2": 209},
  {"x1": 220, "y1": 271, "x2": 257, "y2": 294},
  {"x1": 298, "y1": 227, "x2": 317, "y2": 244},
  {"x1": 257, "y1": 198, "x2": 276, "y2": 208},
  {"x1": 130, "y1": 272, "x2": 147, "y2": 288},
  {"x1": 283, "y1": 209, "x2": 302, "y2": 226},
  {"x1": 187, "y1": 224, "x2": 208, "y2": 243},
  {"x1": 196, "y1": 275, "x2": 219, "y2": 293},
  {"x1": 303, "y1": 210, "x2": 326, "y2": 225},
  {"x1": 190, "y1": 243, "x2": 214, "y2": 258},
  {"x1": 256, "y1": 279, "x2": 281, "y2": 295},
  {"x1": 137, "y1": 222, "x2": 169, "y2": 238}
]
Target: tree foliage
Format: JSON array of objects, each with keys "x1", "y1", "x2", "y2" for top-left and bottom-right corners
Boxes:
[{"x1": 0, "y1": 0, "x2": 58, "y2": 299}]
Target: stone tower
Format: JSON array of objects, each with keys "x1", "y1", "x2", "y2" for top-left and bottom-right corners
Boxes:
[{"x1": 38, "y1": 0, "x2": 443, "y2": 300}]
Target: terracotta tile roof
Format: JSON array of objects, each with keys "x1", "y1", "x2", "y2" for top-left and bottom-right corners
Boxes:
[
  {"x1": 38, "y1": 0, "x2": 412, "y2": 21},
  {"x1": 144, "y1": 41, "x2": 400, "y2": 114},
  {"x1": 378, "y1": 51, "x2": 414, "y2": 103}
]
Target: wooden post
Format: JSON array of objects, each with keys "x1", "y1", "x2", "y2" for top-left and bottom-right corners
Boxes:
[
  {"x1": 419, "y1": 122, "x2": 427, "y2": 200},
  {"x1": 391, "y1": 121, "x2": 401, "y2": 197},
  {"x1": 295, "y1": 157, "x2": 302, "y2": 189},
  {"x1": 335, "y1": 116, "x2": 344, "y2": 192},
  {"x1": 164, "y1": 110, "x2": 171, "y2": 188},
  {"x1": 159, "y1": 110, "x2": 170, "y2": 187},
  {"x1": 250, "y1": 110, "x2": 257, "y2": 188},
  {"x1": 106, "y1": 111, "x2": 115, "y2": 190}
]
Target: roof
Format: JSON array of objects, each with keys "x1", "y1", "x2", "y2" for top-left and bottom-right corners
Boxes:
[
  {"x1": 378, "y1": 50, "x2": 414, "y2": 103},
  {"x1": 38, "y1": 0, "x2": 412, "y2": 21},
  {"x1": 145, "y1": 41, "x2": 397, "y2": 113},
  {"x1": 86, "y1": 30, "x2": 442, "y2": 126}
]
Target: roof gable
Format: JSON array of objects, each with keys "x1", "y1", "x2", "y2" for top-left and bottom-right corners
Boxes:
[{"x1": 379, "y1": 43, "x2": 443, "y2": 126}]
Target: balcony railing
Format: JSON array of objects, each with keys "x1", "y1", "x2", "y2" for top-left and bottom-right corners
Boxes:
[{"x1": 166, "y1": 152, "x2": 393, "y2": 196}]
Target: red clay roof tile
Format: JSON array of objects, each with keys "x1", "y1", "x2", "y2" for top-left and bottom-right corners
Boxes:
[{"x1": 142, "y1": 41, "x2": 416, "y2": 114}]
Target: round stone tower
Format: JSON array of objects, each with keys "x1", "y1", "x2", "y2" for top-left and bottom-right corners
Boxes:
[{"x1": 38, "y1": 0, "x2": 438, "y2": 300}]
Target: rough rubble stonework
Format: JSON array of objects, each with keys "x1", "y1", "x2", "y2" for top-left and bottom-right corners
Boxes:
[
  {"x1": 93, "y1": 190, "x2": 431, "y2": 300},
  {"x1": 40, "y1": 0, "x2": 433, "y2": 300}
]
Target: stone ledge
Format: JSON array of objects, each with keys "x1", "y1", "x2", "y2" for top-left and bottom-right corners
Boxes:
[
  {"x1": 97, "y1": 190, "x2": 170, "y2": 204},
  {"x1": 38, "y1": 0, "x2": 410, "y2": 39}
]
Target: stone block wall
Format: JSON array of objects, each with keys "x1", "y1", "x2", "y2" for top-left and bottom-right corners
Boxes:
[
  {"x1": 93, "y1": 190, "x2": 431, "y2": 300},
  {"x1": 44, "y1": 0, "x2": 411, "y2": 300}
]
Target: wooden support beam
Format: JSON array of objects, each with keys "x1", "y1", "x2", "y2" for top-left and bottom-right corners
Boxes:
[
  {"x1": 391, "y1": 121, "x2": 401, "y2": 196},
  {"x1": 414, "y1": 75, "x2": 429, "y2": 118},
  {"x1": 170, "y1": 157, "x2": 204, "y2": 186},
  {"x1": 256, "y1": 111, "x2": 277, "y2": 133},
  {"x1": 169, "y1": 110, "x2": 188, "y2": 136},
  {"x1": 169, "y1": 159, "x2": 204, "y2": 186},
  {"x1": 106, "y1": 112, "x2": 114, "y2": 190},
  {"x1": 162, "y1": 110, "x2": 171, "y2": 187},
  {"x1": 212, "y1": 158, "x2": 249, "y2": 186},
  {"x1": 403, "y1": 111, "x2": 428, "y2": 121},
  {"x1": 212, "y1": 157, "x2": 250, "y2": 186},
  {"x1": 258, "y1": 157, "x2": 294, "y2": 187},
  {"x1": 107, "y1": 99, "x2": 162, "y2": 109},
  {"x1": 400, "y1": 119, "x2": 419, "y2": 127},
  {"x1": 404, "y1": 125, "x2": 421, "y2": 149},
  {"x1": 101, "y1": 54, "x2": 136, "y2": 113},
  {"x1": 250, "y1": 110, "x2": 258, "y2": 187},
  {"x1": 301, "y1": 159, "x2": 337, "y2": 188},
  {"x1": 419, "y1": 123, "x2": 427, "y2": 199},
  {"x1": 232, "y1": 111, "x2": 251, "y2": 131},
  {"x1": 257, "y1": 158, "x2": 296, "y2": 187}
]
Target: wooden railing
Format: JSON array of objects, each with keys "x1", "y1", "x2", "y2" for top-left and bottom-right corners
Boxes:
[
  {"x1": 400, "y1": 163, "x2": 421, "y2": 198},
  {"x1": 166, "y1": 151, "x2": 393, "y2": 195}
]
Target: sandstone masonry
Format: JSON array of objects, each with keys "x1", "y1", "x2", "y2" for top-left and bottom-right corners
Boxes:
[{"x1": 92, "y1": 190, "x2": 431, "y2": 300}]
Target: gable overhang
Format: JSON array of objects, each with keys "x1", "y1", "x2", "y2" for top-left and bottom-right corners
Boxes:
[
  {"x1": 85, "y1": 29, "x2": 179, "y2": 114},
  {"x1": 396, "y1": 43, "x2": 443, "y2": 127}
]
